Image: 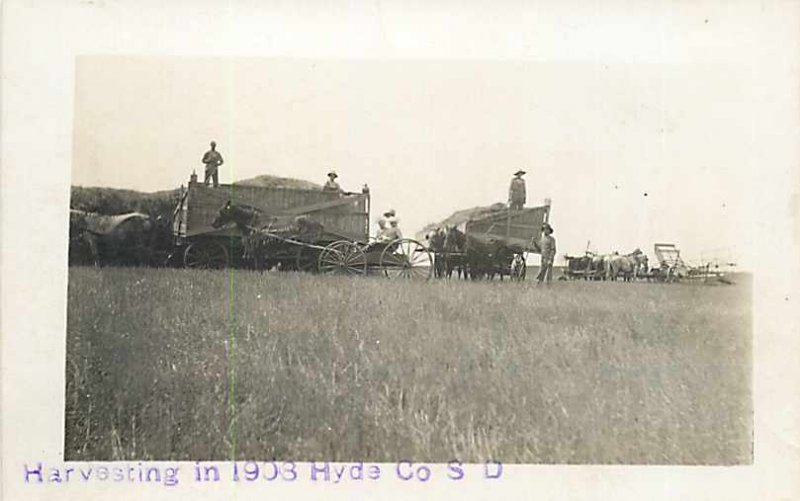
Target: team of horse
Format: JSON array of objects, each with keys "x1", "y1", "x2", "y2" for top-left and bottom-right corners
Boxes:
[
  {"x1": 426, "y1": 226, "x2": 520, "y2": 281},
  {"x1": 211, "y1": 200, "x2": 326, "y2": 270},
  {"x1": 565, "y1": 249, "x2": 650, "y2": 281}
]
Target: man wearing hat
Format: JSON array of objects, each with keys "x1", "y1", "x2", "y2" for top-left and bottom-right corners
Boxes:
[
  {"x1": 537, "y1": 222, "x2": 556, "y2": 284},
  {"x1": 202, "y1": 141, "x2": 224, "y2": 187},
  {"x1": 508, "y1": 170, "x2": 527, "y2": 210},
  {"x1": 322, "y1": 171, "x2": 343, "y2": 194}
]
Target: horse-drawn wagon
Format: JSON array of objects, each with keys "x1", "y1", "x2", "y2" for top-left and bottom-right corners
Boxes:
[
  {"x1": 171, "y1": 176, "x2": 433, "y2": 278},
  {"x1": 562, "y1": 253, "x2": 602, "y2": 280},
  {"x1": 431, "y1": 202, "x2": 551, "y2": 280}
]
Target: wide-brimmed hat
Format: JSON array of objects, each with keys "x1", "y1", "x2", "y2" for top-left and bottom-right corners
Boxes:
[
  {"x1": 383, "y1": 209, "x2": 396, "y2": 217},
  {"x1": 327, "y1": 171, "x2": 338, "y2": 178},
  {"x1": 514, "y1": 169, "x2": 526, "y2": 176}
]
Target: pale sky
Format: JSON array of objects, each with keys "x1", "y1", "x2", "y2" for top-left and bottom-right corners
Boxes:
[{"x1": 73, "y1": 56, "x2": 761, "y2": 267}]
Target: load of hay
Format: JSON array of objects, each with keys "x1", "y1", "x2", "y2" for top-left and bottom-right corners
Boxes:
[
  {"x1": 416, "y1": 202, "x2": 507, "y2": 240},
  {"x1": 235, "y1": 174, "x2": 321, "y2": 190},
  {"x1": 70, "y1": 174, "x2": 323, "y2": 218}
]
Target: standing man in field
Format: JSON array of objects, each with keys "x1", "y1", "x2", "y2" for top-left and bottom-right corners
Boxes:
[
  {"x1": 202, "y1": 141, "x2": 224, "y2": 187},
  {"x1": 508, "y1": 170, "x2": 527, "y2": 210},
  {"x1": 537, "y1": 222, "x2": 556, "y2": 284}
]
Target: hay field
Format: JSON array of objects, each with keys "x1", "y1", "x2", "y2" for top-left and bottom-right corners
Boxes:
[{"x1": 65, "y1": 267, "x2": 752, "y2": 464}]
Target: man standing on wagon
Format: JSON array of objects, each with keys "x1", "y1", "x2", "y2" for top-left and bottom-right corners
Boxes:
[
  {"x1": 322, "y1": 170, "x2": 344, "y2": 194},
  {"x1": 508, "y1": 169, "x2": 526, "y2": 210},
  {"x1": 202, "y1": 141, "x2": 224, "y2": 187},
  {"x1": 537, "y1": 222, "x2": 556, "y2": 284}
]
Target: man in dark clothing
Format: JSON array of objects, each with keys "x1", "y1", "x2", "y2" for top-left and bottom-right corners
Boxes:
[
  {"x1": 508, "y1": 170, "x2": 527, "y2": 210},
  {"x1": 202, "y1": 141, "x2": 224, "y2": 187}
]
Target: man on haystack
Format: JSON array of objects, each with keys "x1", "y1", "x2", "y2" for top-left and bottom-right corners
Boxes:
[
  {"x1": 508, "y1": 169, "x2": 527, "y2": 210},
  {"x1": 323, "y1": 171, "x2": 343, "y2": 194}
]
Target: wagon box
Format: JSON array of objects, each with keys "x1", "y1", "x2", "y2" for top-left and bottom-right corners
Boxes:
[
  {"x1": 464, "y1": 204, "x2": 551, "y2": 254},
  {"x1": 174, "y1": 181, "x2": 369, "y2": 241},
  {"x1": 172, "y1": 178, "x2": 370, "y2": 268}
]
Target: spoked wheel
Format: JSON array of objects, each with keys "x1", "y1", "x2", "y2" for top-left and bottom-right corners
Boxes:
[
  {"x1": 379, "y1": 238, "x2": 433, "y2": 279},
  {"x1": 183, "y1": 241, "x2": 229, "y2": 269},
  {"x1": 318, "y1": 241, "x2": 367, "y2": 275},
  {"x1": 295, "y1": 245, "x2": 320, "y2": 273},
  {"x1": 511, "y1": 253, "x2": 527, "y2": 281}
]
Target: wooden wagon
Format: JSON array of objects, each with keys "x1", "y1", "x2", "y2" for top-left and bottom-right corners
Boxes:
[
  {"x1": 561, "y1": 254, "x2": 598, "y2": 280},
  {"x1": 171, "y1": 176, "x2": 433, "y2": 278},
  {"x1": 459, "y1": 202, "x2": 552, "y2": 280}
]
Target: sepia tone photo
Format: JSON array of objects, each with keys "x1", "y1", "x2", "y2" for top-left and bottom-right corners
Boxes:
[{"x1": 62, "y1": 55, "x2": 754, "y2": 465}]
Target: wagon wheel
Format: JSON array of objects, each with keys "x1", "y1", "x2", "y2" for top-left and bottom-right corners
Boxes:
[
  {"x1": 510, "y1": 254, "x2": 527, "y2": 281},
  {"x1": 295, "y1": 245, "x2": 320, "y2": 273},
  {"x1": 318, "y1": 241, "x2": 367, "y2": 275},
  {"x1": 183, "y1": 241, "x2": 229, "y2": 269},
  {"x1": 379, "y1": 238, "x2": 433, "y2": 279}
]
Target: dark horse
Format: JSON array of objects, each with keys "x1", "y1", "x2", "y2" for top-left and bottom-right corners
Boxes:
[
  {"x1": 211, "y1": 200, "x2": 262, "y2": 232},
  {"x1": 464, "y1": 235, "x2": 515, "y2": 280},
  {"x1": 211, "y1": 200, "x2": 324, "y2": 270},
  {"x1": 443, "y1": 225, "x2": 467, "y2": 279},
  {"x1": 426, "y1": 227, "x2": 447, "y2": 278}
]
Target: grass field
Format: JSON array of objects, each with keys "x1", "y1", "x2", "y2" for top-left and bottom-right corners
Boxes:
[{"x1": 65, "y1": 267, "x2": 752, "y2": 464}]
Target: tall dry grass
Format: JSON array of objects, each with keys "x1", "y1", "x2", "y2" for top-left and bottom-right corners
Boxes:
[{"x1": 65, "y1": 267, "x2": 752, "y2": 463}]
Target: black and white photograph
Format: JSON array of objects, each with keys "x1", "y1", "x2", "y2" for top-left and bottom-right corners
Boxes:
[
  {"x1": 2, "y1": 1, "x2": 799, "y2": 500},
  {"x1": 64, "y1": 55, "x2": 752, "y2": 464}
]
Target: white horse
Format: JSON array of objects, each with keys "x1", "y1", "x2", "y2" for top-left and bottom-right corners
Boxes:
[
  {"x1": 605, "y1": 249, "x2": 647, "y2": 281},
  {"x1": 69, "y1": 209, "x2": 153, "y2": 266}
]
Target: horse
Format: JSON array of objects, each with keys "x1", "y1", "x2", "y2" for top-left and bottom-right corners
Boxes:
[
  {"x1": 211, "y1": 200, "x2": 264, "y2": 232},
  {"x1": 605, "y1": 249, "x2": 647, "y2": 281},
  {"x1": 461, "y1": 234, "x2": 514, "y2": 280},
  {"x1": 143, "y1": 214, "x2": 178, "y2": 267},
  {"x1": 443, "y1": 225, "x2": 467, "y2": 279},
  {"x1": 212, "y1": 201, "x2": 272, "y2": 268},
  {"x1": 425, "y1": 227, "x2": 447, "y2": 278},
  {"x1": 69, "y1": 209, "x2": 154, "y2": 266},
  {"x1": 590, "y1": 254, "x2": 611, "y2": 280},
  {"x1": 211, "y1": 200, "x2": 325, "y2": 270}
]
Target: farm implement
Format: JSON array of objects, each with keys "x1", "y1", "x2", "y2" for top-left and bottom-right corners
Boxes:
[{"x1": 649, "y1": 243, "x2": 732, "y2": 284}]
